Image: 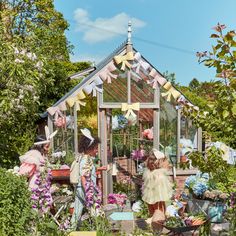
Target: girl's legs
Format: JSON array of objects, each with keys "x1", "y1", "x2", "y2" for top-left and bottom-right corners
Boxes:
[
  {"x1": 148, "y1": 204, "x2": 155, "y2": 217},
  {"x1": 158, "y1": 201, "x2": 166, "y2": 213},
  {"x1": 71, "y1": 186, "x2": 85, "y2": 229},
  {"x1": 148, "y1": 201, "x2": 166, "y2": 217}
]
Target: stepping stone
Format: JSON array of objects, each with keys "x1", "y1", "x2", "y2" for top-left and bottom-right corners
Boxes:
[{"x1": 68, "y1": 232, "x2": 96, "y2": 236}]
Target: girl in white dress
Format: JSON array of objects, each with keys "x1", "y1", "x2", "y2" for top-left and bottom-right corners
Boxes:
[{"x1": 142, "y1": 149, "x2": 173, "y2": 216}]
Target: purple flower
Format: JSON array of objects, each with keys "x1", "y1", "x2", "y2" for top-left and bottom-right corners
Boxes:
[
  {"x1": 108, "y1": 193, "x2": 127, "y2": 206},
  {"x1": 31, "y1": 169, "x2": 52, "y2": 215}
]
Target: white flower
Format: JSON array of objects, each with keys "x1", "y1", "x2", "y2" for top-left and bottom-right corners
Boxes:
[
  {"x1": 62, "y1": 151, "x2": 66, "y2": 157},
  {"x1": 26, "y1": 52, "x2": 37, "y2": 61},
  {"x1": 36, "y1": 61, "x2": 43, "y2": 70},
  {"x1": 15, "y1": 58, "x2": 24, "y2": 63}
]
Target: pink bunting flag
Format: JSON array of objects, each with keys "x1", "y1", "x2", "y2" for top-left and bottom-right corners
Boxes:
[
  {"x1": 99, "y1": 62, "x2": 117, "y2": 83},
  {"x1": 147, "y1": 68, "x2": 167, "y2": 89}
]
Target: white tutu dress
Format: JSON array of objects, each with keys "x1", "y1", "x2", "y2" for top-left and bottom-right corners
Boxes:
[{"x1": 142, "y1": 168, "x2": 173, "y2": 204}]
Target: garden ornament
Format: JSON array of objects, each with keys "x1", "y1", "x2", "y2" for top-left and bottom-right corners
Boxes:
[
  {"x1": 113, "y1": 51, "x2": 134, "y2": 70},
  {"x1": 148, "y1": 68, "x2": 167, "y2": 89},
  {"x1": 161, "y1": 81, "x2": 181, "y2": 102},
  {"x1": 80, "y1": 128, "x2": 94, "y2": 146},
  {"x1": 132, "y1": 200, "x2": 142, "y2": 212},
  {"x1": 152, "y1": 148, "x2": 165, "y2": 160},
  {"x1": 34, "y1": 126, "x2": 57, "y2": 145},
  {"x1": 99, "y1": 62, "x2": 118, "y2": 83},
  {"x1": 166, "y1": 200, "x2": 183, "y2": 217},
  {"x1": 132, "y1": 52, "x2": 150, "y2": 73}
]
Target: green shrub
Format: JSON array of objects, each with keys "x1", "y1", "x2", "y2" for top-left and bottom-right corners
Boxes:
[{"x1": 0, "y1": 168, "x2": 32, "y2": 236}]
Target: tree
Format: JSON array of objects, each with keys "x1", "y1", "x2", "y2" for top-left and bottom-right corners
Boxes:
[
  {"x1": 0, "y1": 0, "x2": 90, "y2": 167},
  {"x1": 186, "y1": 23, "x2": 236, "y2": 149},
  {"x1": 162, "y1": 71, "x2": 180, "y2": 86},
  {"x1": 189, "y1": 78, "x2": 200, "y2": 91},
  {"x1": 185, "y1": 24, "x2": 236, "y2": 233}
]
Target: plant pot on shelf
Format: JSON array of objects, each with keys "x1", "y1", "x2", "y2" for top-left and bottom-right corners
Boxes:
[
  {"x1": 51, "y1": 169, "x2": 70, "y2": 180},
  {"x1": 180, "y1": 156, "x2": 188, "y2": 163},
  {"x1": 69, "y1": 207, "x2": 74, "y2": 215}
]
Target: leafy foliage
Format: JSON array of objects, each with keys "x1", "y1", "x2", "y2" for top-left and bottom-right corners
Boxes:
[
  {"x1": 185, "y1": 24, "x2": 236, "y2": 234},
  {"x1": 80, "y1": 216, "x2": 113, "y2": 236},
  {"x1": 0, "y1": 1, "x2": 91, "y2": 167},
  {"x1": 0, "y1": 168, "x2": 32, "y2": 236},
  {"x1": 190, "y1": 23, "x2": 236, "y2": 149}
]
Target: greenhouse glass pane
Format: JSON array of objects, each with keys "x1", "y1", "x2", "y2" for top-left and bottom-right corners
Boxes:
[
  {"x1": 180, "y1": 117, "x2": 198, "y2": 156},
  {"x1": 52, "y1": 109, "x2": 75, "y2": 165},
  {"x1": 159, "y1": 97, "x2": 177, "y2": 161},
  {"x1": 103, "y1": 72, "x2": 127, "y2": 103},
  {"x1": 131, "y1": 74, "x2": 154, "y2": 103}
]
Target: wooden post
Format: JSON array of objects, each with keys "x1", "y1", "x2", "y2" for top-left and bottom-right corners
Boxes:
[
  {"x1": 177, "y1": 108, "x2": 181, "y2": 164},
  {"x1": 153, "y1": 84, "x2": 160, "y2": 149},
  {"x1": 48, "y1": 114, "x2": 54, "y2": 152},
  {"x1": 73, "y1": 103, "x2": 78, "y2": 155},
  {"x1": 99, "y1": 108, "x2": 108, "y2": 204},
  {"x1": 197, "y1": 127, "x2": 202, "y2": 152}
]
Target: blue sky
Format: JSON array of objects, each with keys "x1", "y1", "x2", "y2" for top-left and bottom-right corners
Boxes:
[{"x1": 54, "y1": 0, "x2": 236, "y2": 86}]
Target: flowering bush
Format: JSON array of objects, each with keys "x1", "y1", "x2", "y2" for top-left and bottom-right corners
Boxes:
[
  {"x1": 31, "y1": 169, "x2": 53, "y2": 215},
  {"x1": 112, "y1": 115, "x2": 128, "y2": 130},
  {"x1": 142, "y1": 127, "x2": 153, "y2": 140},
  {"x1": 192, "y1": 182, "x2": 208, "y2": 197},
  {"x1": 131, "y1": 149, "x2": 145, "y2": 161},
  {"x1": 185, "y1": 172, "x2": 228, "y2": 201},
  {"x1": 108, "y1": 193, "x2": 127, "y2": 206},
  {"x1": 0, "y1": 168, "x2": 32, "y2": 235}
]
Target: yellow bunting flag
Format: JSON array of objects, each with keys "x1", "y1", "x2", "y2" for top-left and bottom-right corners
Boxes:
[
  {"x1": 66, "y1": 90, "x2": 86, "y2": 111},
  {"x1": 114, "y1": 51, "x2": 134, "y2": 70},
  {"x1": 121, "y1": 102, "x2": 140, "y2": 119},
  {"x1": 161, "y1": 82, "x2": 181, "y2": 102}
]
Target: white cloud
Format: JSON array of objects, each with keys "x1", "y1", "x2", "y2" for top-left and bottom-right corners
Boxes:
[
  {"x1": 70, "y1": 53, "x2": 104, "y2": 64},
  {"x1": 74, "y1": 8, "x2": 146, "y2": 43}
]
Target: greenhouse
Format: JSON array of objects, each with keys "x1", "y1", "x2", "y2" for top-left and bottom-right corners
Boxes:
[{"x1": 44, "y1": 29, "x2": 202, "y2": 202}]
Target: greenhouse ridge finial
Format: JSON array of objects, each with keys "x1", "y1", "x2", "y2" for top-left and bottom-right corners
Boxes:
[{"x1": 127, "y1": 21, "x2": 132, "y2": 45}]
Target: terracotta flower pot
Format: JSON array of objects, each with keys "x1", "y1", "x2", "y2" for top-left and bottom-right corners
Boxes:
[
  {"x1": 180, "y1": 156, "x2": 188, "y2": 163},
  {"x1": 69, "y1": 207, "x2": 74, "y2": 215},
  {"x1": 51, "y1": 169, "x2": 70, "y2": 180}
]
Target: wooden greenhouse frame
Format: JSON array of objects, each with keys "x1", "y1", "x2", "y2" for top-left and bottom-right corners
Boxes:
[{"x1": 43, "y1": 26, "x2": 202, "y2": 202}]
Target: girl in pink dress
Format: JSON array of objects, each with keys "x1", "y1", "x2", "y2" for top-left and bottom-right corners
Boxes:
[
  {"x1": 19, "y1": 135, "x2": 50, "y2": 189},
  {"x1": 19, "y1": 126, "x2": 57, "y2": 189}
]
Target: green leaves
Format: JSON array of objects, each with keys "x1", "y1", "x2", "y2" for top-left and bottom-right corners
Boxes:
[
  {"x1": 222, "y1": 110, "x2": 229, "y2": 119},
  {"x1": 232, "y1": 103, "x2": 236, "y2": 116},
  {"x1": 0, "y1": 1, "x2": 92, "y2": 168},
  {"x1": 0, "y1": 168, "x2": 32, "y2": 235}
]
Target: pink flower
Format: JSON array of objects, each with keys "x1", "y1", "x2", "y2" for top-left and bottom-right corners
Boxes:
[
  {"x1": 142, "y1": 128, "x2": 153, "y2": 140},
  {"x1": 212, "y1": 23, "x2": 226, "y2": 32},
  {"x1": 108, "y1": 193, "x2": 127, "y2": 206}
]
